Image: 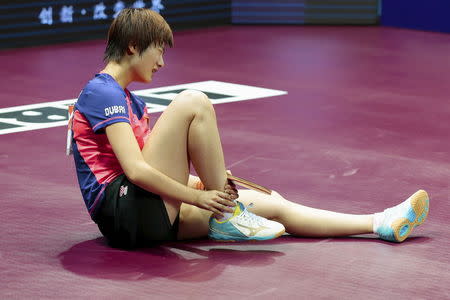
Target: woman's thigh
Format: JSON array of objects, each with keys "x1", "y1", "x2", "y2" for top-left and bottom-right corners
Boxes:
[{"x1": 142, "y1": 92, "x2": 195, "y2": 183}]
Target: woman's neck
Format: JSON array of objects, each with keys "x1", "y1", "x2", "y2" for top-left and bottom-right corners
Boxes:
[{"x1": 100, "y1": 61, "x2": 132, "y2": 89}]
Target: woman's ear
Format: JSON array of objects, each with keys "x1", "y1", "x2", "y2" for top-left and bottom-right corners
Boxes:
[{"x1": 127, "y1": 44, "x2": 138, "y2": 55}]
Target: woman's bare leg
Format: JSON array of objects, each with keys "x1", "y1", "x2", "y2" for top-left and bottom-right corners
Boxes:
[
  {"x1": 141, "y1": 90, "x2": 227, "y2": 223},
  {"x1": 177, "y1": 203, "x2": 212, "y2": 239},
  {"x1": 177, "y1": 189, "x2": 373, "y2": 240},
  {"x1": 237, "y1": 190, "x2": 373, "y2": 237}
]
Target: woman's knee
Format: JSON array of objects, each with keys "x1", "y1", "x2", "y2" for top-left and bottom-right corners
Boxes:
[
  {"x1": 173, "y1": 89, "x2": 215, "y2": 117},
  {"x1": 243, "y1": 190, "x2": 289, "y2": 220},
  {"x1": 267, "y1": 190, "x2": 290, "y2": 219}
]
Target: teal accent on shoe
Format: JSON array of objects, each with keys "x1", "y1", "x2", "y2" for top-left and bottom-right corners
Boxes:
[
  {"x1": 376, "y1": 226, "x2": 396, "y2": 242},
  {"x1": 399, "y1": 224, "x2": 410, "y2": 237},
  {"x1": 208, "y1": 230, "x2": 242, "y2": 241},
  {"x1": 406, "y1": 209, "x2": 416, "y2": 223},
  {"x1": 208, "y1": 219, "x2": 247, "y2": 240},
  {"x1": 417, "y1": 213, "x2": 425, "y2": 224},
  {"x1": 208, "y1": 230, "x2": 277, "y2": 241}
]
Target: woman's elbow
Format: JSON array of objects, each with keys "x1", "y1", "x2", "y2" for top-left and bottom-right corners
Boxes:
[{"x1": 122, "y1": 162, "x2": 142, "y2": 184}]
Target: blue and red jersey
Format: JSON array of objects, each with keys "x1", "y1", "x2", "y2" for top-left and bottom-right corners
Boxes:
[{"x1": 72, "y1": 73, "x2": 150, "y2": 219}]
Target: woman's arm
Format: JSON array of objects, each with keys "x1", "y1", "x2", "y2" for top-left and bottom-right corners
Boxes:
[{"x1": 105, "y1": 122, "x2": 235, "y2": 215}]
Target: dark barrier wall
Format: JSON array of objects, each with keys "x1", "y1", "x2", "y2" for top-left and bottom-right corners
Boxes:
[
  {"x1": 232, "y1": 0, "x2": 379, "y2": 25},
  {"x1": 1, "y1": 0, "x2": 383, "y2": 50},
  {"x1": 0, "y1": 0, "x2": 231, "y2": 49},
  {"x1": 381, "y1": 0, "x2": 450, "y2": 34}
]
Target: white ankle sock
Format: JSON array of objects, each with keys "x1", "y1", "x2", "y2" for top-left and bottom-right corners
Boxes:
[{"x1": 372, "y1": 212, "x2": 383, "y2": 233}]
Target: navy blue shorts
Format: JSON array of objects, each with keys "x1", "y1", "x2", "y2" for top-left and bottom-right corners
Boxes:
[{"x1": 95, "y1": 174, "x2": 179, "y2": 249}]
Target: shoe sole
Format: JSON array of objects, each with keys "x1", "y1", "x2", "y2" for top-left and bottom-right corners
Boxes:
[
  {"x1": 208, "y1": 228, "x2": 286, "y2": 242},
  {"x1": 391, "y1": 189, "x2": 429, "y2": 242}
]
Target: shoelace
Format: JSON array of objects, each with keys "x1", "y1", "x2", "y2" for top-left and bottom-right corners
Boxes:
[{"x1": 238, "y1": 203, "x2": 266, "y2": 227}]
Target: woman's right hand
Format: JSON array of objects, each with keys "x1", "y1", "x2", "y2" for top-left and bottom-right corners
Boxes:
[{"x1": 194, "y1": 190, "x2": 236, "y2": 217}]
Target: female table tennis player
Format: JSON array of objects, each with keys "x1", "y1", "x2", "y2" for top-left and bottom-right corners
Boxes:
[{"x1": 71, "y1": 8, "x2": 429, "y2": 249}]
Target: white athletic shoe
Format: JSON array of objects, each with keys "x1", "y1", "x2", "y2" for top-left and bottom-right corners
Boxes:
[
  {"x1": 374, "y1": 190, "x2": 430, "y2": 242},
  {"x1": 208, "y1": 201, "x2": 285, "y2": 241}
]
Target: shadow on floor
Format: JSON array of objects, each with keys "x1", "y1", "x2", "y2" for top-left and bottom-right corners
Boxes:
[{"x1": 58, "y1": 237, "x2": 286, "y2": 282}]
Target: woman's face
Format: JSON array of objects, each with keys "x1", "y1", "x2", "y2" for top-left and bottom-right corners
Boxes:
[{"x1": 131, "y1": 44, "x2": 165, "y2": 83}]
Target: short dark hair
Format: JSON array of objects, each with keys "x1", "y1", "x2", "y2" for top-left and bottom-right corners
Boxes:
[{"x1": 104, "y1": 8, "x2": 173, "y2": 63}]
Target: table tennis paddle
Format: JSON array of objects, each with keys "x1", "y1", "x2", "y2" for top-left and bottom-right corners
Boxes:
[{"x1": 227, "y1": 174, "x2": 272, "y2": 195}]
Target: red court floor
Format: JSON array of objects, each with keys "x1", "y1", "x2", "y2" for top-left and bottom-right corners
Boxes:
[{"x1": 1, "y1": 25, "x2": 449, "y2": 299}]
